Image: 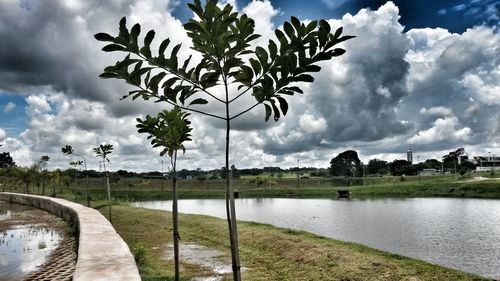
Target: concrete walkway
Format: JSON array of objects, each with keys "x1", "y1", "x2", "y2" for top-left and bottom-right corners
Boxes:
[{"x1": 0, "y1": 192, "x2": 140, "y2": 281}]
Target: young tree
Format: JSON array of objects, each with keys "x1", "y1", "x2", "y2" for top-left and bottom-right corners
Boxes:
[
  {"x1": 93, "y1": 144, "x2": 114, "y2": 220},
  {"x1": 136, "y1": 107, "x2": 192, "y2": 281},
  {"x1": 95, "y1": 1, "x2": 353, "y2": 278},
  {"x1": 37, "y1": 155, "x2": 50, "y2": 195},
  {"x1": 62, "y1": 145, "x2": 91, "y2": 206}
]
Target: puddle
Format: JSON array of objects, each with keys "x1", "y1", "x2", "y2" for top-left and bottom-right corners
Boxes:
[
  {"x1": 166, "y1": 243, "x2": 246, "y2": 281},
  {"x1": 0, "y1": 201, "x2": 67, "y2": 281}
]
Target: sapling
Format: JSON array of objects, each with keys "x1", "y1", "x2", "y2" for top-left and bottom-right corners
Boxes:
[
  {"x1": 93, "y1": 144, "x2": 114, "y2": 220},
  {"x1": 62, "y1": 145, "x2": 91, "y2": 206},
  {"x1": 136, "y1": 107, "x2": 192, "y2": 281},
  {"x1": 95, "y1": 0, "x2": 353, "y2": 278}
]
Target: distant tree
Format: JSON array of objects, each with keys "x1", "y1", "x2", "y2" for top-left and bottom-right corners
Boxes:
[
  {"x1": 389, "y1": 159, "x2": 416, "y2": 176},
  {"x1": 442, "y1": 147, "x2": 466, "y2": 173},
  {"x1": 0, "y1": 152, "x2": 16, "y2": 168},
  {"x1": 136, "y1": 107, "x2": 192, "y2": 281},
  {"x1": 36, "y1": 155, "x2": 50, "y2": 195},
  {"x1": 367, "y1": 159, "x2": 389, "y2": 175},
  {"x1": 177, "y1": 169, "x2": 190, "y2": 179},
  {"x1": 329, "y1": 150, "x2": 363, "y2": 177},
  {"x1": 93, "y1": 144, "x2": 114, "y2": 220},
  {"x1": 424, "y1": 159, "x2": 441, "y2": 170}
]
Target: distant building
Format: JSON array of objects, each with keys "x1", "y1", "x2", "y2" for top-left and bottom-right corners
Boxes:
[
  {"x1": 407, "y1": 148, "x2": 413, "y2": 164},
  {"x1": 419, "y1": 169, "x2": 437, "y2": 176},
  {"x1": 473, "y1": 155, "x2": 500, "y2": 171}
]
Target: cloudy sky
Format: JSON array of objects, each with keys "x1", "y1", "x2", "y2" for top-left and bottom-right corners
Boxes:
[{"x1": 0, "y1": 0, "x2": 499, "y2": 172}]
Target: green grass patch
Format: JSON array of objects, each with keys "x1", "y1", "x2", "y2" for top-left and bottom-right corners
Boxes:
[{"x1": 102, "y1": 205, "x2": 488, "y2": 281}]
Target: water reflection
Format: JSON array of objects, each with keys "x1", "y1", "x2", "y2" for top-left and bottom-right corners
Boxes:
[
  {"x1": 0, "y1": 202, "x2": 63, "y2": 281},
  {"x1": 134, "y1": 198, "x2": 500, "y2": 279}
]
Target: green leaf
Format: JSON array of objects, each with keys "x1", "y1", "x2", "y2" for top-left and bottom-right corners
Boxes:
[
  {"x1": 286, "y1": 86, "x2": 304, "y2": 94},
  {"x1": 305, "y1": 64, "x2": 321, "y2": 72},
  {"x1": 246, "y1": 34, "x2": 261, "y2": 42},
  {"x1": 331, "y1": 48, "x2": 346, "y2": 56},
  {"x1": 99, "y1": 72, "x2": 119, "y2": 79},
  {"x1": 319, "y1": 19, "x2": 331, "y2": 33},
  {"x1": 255, "y1": 46, "x2": 268, "y2": 68},
  {"x1": 94, "y1": 33, "x2": 115, "y2": 42},
  {"x1": 187, "y1": 3, "x2": 204, "y2": 19},
  {"x1": 162, "y1": 77, "x2": 178, "y2": 89},
  {"x1": 293, "y1": 74, "x2": 314, "y2": 82},
  {"x1": 102, "y1": 44, "x2": 126, "y2": 52},
  {"x1": 144, "y1": 30, "x2": 155, "y2": 46},
  {"x1": 131, "y1": 23, "x2": 141, "y2": 40},
  {"x1": 189, "y1": 98, "x2": 208, "y2": 106},
  {"x1": 275, "y1": 29, "x2": 285, "y2": 41},
  {"x1": 332, "y1": 26, "x2": 343, "y2": 40},
  {"x1": 283, "y1": 22, "x2": 295, "y2": 39},
  {"x1": 268, "y1": 40, "x2": 277, "y2": 59},
  {"x1": 171, "y1": 44, "x2": 182, "y2": 58},
  {"x1": 276, "y1": 96, "x2": 288, "y2": 116},
  {"x1": 249, "y1": 58, "x2": 261, "y2": 76},
  {"x1": 159, "y1": 38, "x2": 171, "y2": 55},
  {"x1": 290, "y1": 16, "x2": 301, "y2": 35},
  {"x1": 305, "y1": 21, "x2": 318, "y2": 33},
  {"x1": 271, "y1": 101, "x2": 280, "y2": 121},
  {"x1": 264, "y1": 103, "x2": 272, "y2": 122}
]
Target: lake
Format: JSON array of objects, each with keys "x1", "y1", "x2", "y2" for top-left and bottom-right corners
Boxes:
[{"x1": 133, "y1": 198, "x2": 500, "y2": 279}]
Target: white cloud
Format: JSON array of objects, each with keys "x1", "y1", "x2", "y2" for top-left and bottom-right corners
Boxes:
[
  {"x1": 409, "y1": 117, "x2": 472, "y2": 145},
  {"x1": 419, "y1": 106, "x2": 453, "y2": 117},
  {"x1": 0, "y1": 128, "x2": 6, "y2": 141},
  {"x1": 242, "y1": 0, "x2": 279, "y2": 44},
  {"x1": 0, "y1": 0, "x2": 499, "y2": 170},
  {"x1": 4, "y1": 102, "x2": 16, "y2": 113},
  {"x1": 299, "y1": 113, "x2": 327, "y2": 133}
]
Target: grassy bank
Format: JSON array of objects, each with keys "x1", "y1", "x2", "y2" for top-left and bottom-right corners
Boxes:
[
  {"x1": 2, "y1": 172, "x2": 499, "y2": 201},
  {"x1": 101, "y1": 204, "x2": 487, "y2": 281}
]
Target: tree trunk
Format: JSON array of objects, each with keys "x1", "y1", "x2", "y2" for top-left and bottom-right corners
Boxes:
[
  {"x1": 172, "y1": 151, "x2": 180, "y2": 281},
  {"x1": 106, "y1": 175, "x2": 112, "y2": 222},
  {"x1": 86, "y1": 174, "x2": 90, "y2": 207},
  {"x1": 225, "y1": 110, "x2": 241, "y2": 280}
]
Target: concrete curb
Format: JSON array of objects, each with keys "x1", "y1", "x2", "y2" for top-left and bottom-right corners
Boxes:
[{"x1": 0, "y1": 192, "x2": 141, "y2": 281}]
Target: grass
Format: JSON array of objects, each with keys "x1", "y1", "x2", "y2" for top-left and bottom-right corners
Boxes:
[
  {"x1": 99, "y1": 204, "x2": 488, "y2": 281},
  {"x1": 2, "y1": 172, "x2": 500, "y2": 201}
]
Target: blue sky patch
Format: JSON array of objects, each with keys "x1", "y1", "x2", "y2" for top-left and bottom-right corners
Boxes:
[{"x1": 0, "y1": 92, "x2": 27, "y2": 137}]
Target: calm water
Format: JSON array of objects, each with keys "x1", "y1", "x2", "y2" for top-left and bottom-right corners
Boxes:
[
  {"x1": 0, "y1": 203, "x2": 64, "y2": 281},
  {"x1": 133, "y1": 198, "x2": 500, "y2": 279}
]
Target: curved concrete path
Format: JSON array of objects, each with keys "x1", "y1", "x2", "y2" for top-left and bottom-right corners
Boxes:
[{"x1": 0, "y1": 192, "x2": 141, "y2": 281}]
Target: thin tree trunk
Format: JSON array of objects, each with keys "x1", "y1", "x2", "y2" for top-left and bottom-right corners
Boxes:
[
  {"x1": 86, "y1": 174, "x2": 90, "y2": 207},
  {"x1": 106, "y1": 175, "x2": 111, "y2": 222},
  {"x1": 224, "y1": 80, "x2": 241, "y2": 280},
  {"x1": 172, "y1": 151, "x2": 180, "y2": 281}
]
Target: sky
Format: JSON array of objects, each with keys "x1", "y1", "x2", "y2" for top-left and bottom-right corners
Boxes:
[{"x1": 0, "y1": 0, "x2": 499, "y2": 172}]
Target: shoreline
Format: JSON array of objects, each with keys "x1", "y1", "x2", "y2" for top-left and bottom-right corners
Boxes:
[{"x1": 102, "y1": 204, "x2": 490, "y2": 280}]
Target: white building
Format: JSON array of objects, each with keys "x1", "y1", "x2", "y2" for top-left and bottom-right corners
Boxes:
[{"x1": 473, "y1": 156, "x2": 500, "y2": 171}]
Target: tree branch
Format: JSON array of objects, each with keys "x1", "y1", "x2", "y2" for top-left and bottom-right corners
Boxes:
[
  {"x1": 136, "y1": 85, "x2": 226, "y2": 120},
  {"x1": 135, "y1": 53, "x2": 226, "y2": 104},
  {"x1": 229, "y1": 102, "x2": 260, "y2": 120}
]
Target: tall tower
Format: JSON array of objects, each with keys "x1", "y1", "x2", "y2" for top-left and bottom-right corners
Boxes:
[{"x1": 407, "y1": 147, "x2": 413, "y2": 164}]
